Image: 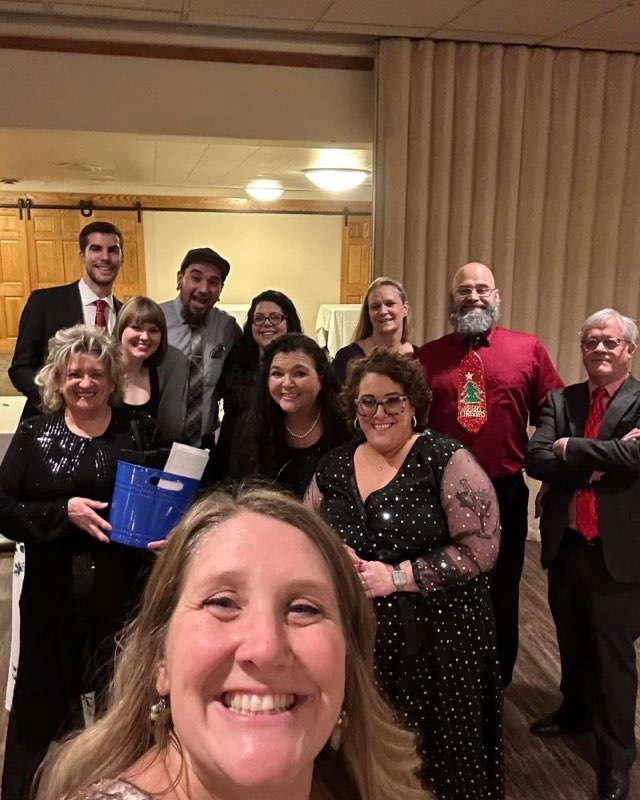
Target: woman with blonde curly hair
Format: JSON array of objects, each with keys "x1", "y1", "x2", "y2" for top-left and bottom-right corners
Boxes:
[
  {"x1": 40, "y1": 486, "x2": 432, "y2": 800},
  {"x1": 0, "y1": 324, "x2": 159, "y2": 800}
]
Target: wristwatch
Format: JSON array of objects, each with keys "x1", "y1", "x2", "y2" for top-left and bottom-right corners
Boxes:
[{"x1": 392, "y1": 566, "x2": 407, "y2": 590}]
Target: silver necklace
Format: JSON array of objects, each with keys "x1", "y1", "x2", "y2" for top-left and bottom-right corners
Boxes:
[{"x1": 284, "y1": 408, "x2": 321, "y2": 439}]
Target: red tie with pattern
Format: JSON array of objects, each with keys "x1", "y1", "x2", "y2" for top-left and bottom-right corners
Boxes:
[
  {"x1": 457, "y1": 348, "x2": 488, "y2": 433},
  {"x1": 94, "y1": 299, "x2": 107, "y2": 329},
  {"x1": 575, "y1": 386, "x2": 608, "y2": 541}
]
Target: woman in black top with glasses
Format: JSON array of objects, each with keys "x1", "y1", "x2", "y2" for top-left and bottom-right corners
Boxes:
[{"x1": 215, "y1": 290, "x2": 303, "y2": 480}]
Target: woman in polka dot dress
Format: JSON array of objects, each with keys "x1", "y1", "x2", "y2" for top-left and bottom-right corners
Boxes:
[{"x1": 309, "y1": 349, "x2": 504, "y2": 800}]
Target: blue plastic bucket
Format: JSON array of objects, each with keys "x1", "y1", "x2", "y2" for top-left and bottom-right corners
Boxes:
[{"x1": 109, "y1": 461, "x2": 200, "y2": 549}]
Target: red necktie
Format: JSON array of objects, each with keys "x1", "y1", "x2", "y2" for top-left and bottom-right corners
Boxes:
[
  {"x1": 94, "y1": 299, "x2": 107, "y2": 329},
  {"x1": 457, "y1": 348, "x2": 487, "y2": 433},
  {"x1": 575, "y1": 386, "x2": 608, "y2": 540}
]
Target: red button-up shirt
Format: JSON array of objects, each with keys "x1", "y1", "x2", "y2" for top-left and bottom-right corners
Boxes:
[{"x1": 417, "y1": 327, "x2": 564, "y2": 478}]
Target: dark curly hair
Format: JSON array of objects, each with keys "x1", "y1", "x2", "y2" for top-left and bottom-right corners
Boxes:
[
  {"x1": 232, "y1": 333, "x2": 349, "y2": 479},
  {"x1": 340, "y1": 348, "x2": 432, "y2": 432}
]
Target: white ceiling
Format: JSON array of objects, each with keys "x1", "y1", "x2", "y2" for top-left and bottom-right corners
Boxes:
[
  {"x1": 1, "y1": 0, "x2": 639, "y2": 200},
  {"x1": 0, "y1": 128, "x2": 372, "y2": 201},
  {"x1": 2, "y1": 0, "x2": 640, "y2": 52}
]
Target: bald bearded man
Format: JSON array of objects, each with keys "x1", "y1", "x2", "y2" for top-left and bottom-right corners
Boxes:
[{"x1": 417, "y1": 262, "x2": 563, "y2": 687}]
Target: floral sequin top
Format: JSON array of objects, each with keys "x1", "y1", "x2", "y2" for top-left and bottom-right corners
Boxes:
[{"x1": 79, "y1": 780, "x2": 151, "y2": 799}]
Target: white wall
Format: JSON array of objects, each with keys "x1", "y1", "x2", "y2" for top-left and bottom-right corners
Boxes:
[
  {"x1": 144, "y1": 211, "x2": 343, "y2": 334},
  {"x1": 0, "y1": 49, "x2": 373, "y2": 145}
]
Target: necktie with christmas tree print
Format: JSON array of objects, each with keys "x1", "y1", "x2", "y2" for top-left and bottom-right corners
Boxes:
[{"x1": 457, "y1": 344, "x2": 488, "y2": 433}]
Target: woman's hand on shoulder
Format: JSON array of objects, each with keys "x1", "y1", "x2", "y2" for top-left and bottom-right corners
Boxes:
[{"x1": 67, "y1": 497, "x2": 112, "y2": 543}]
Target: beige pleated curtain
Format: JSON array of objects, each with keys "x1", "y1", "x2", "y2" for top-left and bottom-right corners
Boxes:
[{"x1": 374, "y1": 38, "x2": 640, "y2": 384}]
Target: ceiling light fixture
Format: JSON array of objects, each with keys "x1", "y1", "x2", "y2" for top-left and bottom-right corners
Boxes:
[
  {"x1": 245, "y1": 180, "x2": 284, "y2": 201},
  {"x1": 303, "y1": 168, "x2": 370, "y2": 192}
]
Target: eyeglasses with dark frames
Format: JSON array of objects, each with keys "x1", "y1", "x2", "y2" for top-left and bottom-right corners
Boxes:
[
  {"x1": 252, "y1": 313, "x2": 287, "y2": 326},
  {"x1": 581, "y1": 336, "x2": 629, "y2": 352},
  {"x1": 356, "y1": 394, "x2": 407, "y2": 417}
]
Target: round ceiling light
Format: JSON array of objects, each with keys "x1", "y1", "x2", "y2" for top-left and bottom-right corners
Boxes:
[
  {"x1": 303, "y1": 168, "x2": 370, "y2": 192},
  {"x1": 245, "y1": 180, "x2": 284, "y2": 201}
]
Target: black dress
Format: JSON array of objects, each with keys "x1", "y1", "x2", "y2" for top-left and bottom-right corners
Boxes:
[
  {"x1": 123, "y1": 365, "x2": 160, "y2": 419},
  {"x1": 315, "y1": 431, "x2": 504, "y2": 800},
  {"x1": 332, "y1": 342, "x2": 418, "y2": 384},
  {"x1": 0, "y1": 408, "x2": 159, "y2": 800}
]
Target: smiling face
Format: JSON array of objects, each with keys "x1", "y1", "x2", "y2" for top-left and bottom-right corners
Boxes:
[
  {"x1": 252, "y1": 301, "x2": 288, "y2": 352},
  {"x1": 582, "y1": 318, "x2": 636, "y2": 386},
  {"x1": 356, "y1": 372, "x2": 415, "y2": 454},
  {"x1": 268, "y1": 351, "x2": 322, "y2": 419},
  {"x1": 58, "y1": 353, "x2": 114, "y2": 416},
  {"x1": 80, "y1": 232, "x2": 122, "y2": 293},
  {"x1": 367, "y1": 285, "x2": 408, "y2": 338},
  {"x1": 449, "y1": 262, "x2": 500, "y2": 335},
  {"x1": 120, "y1": 320, "x2": 162, "y2": 363},
  {"x1": 177, "y1": 262, "x2": 223, "y2": 321},
  {"x1": 155, "y1": 511, "x2": 346, "y2": 795}
]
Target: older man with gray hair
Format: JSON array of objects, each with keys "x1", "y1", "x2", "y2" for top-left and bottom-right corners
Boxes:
[{"x1": 526, "y1": 308, "x2": 640, "y2": 800}]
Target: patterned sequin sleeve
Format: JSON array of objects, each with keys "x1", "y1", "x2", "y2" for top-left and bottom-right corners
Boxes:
[
  {"x1": 0, "y1": 421, "x2": 69, "y2": 545},
  {"x1": 413, "y1": 447, "x2": 500, "y2": 592}
]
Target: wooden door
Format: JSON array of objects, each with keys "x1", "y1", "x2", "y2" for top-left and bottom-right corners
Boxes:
[
  {"x1": 0, "y1": 210, "x2": 30, "y2": 354},
  {"x1": 27, "y1": 209, "x2": 146, "y2": 301},
  {"x1": 340, "y1": 214, "x2": 371, "y2": 304}
]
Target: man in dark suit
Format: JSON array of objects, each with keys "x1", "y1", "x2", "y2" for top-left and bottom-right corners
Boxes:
[
  {"x1": 526, "y1": 307, "x2": 640, "y2": 800},
  {"x1": 9, "y1": 220, "x2": 124, "y2": 417}
]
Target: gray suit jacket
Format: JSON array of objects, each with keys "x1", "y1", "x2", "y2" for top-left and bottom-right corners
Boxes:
[{"x1": 525, "y1": 376, "x2": 640, "y2": 583}]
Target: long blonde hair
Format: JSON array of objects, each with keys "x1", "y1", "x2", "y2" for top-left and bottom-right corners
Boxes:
[
  {"x1": 41, "y1": 486, "x2": 429, "y2": 800},
  {"x1": 352, "y1": 277, "x2": 411, "y2": 343}
]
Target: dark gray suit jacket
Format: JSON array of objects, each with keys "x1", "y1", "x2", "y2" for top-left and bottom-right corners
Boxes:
[
  {"x1": 525, "y1": 376, "x2": 640, "y2": 583},
  {"x1": 9, "y1": 281, "x2": 122, "y2": 418}
]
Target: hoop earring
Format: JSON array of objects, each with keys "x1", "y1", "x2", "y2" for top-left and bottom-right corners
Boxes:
[
  {"x1": 150, "y1": 695, "x2": 169, "y2": 722},
  {"x1": 330, "y1": 710, "x2": 347, "y2": 751},
  {"x1": 353, "y1": 416, "x2": 361, "y2": 430},
  {"x1": 411, "y1": 415, "x2": 417, "y2": 429}
]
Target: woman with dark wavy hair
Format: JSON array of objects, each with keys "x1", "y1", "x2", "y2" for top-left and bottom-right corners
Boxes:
[
  {"x1": 309, "y1": 349, "x2": 504, "y2": 800},
  {"x1": 215, "y1": 290, "x2": 303, "y2": 480},
  {"x1": 229, "y1": 333, "x2": 350, "y2": 497}
]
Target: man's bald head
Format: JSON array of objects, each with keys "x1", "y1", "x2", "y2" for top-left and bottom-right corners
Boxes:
[
  {"x1": 449, "y1": 261, "x2": 500, "y2": 335},
  {"x1": 451, "y1": 262, "x2": 496, "y2": 293}
]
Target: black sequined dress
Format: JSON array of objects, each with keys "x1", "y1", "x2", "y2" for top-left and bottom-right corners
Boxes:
[
  {"x1": 0, "y1": 408, "x2": 158, "y2": 800},
  {"x1": 315, "y1": 431, "x2": 504, "y2": 800}
]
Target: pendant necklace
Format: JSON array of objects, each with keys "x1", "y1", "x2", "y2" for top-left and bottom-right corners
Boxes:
[{"x1": 363, "y1": 443, "x2": 386, "y2": 472}]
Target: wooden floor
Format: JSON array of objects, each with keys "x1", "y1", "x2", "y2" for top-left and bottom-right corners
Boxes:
[{"x1": 0, "y1": 543, "x2": 636, "y2": 799}]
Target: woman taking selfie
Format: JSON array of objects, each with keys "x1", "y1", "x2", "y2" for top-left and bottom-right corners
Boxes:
[{"x1": 41, "y1": 486, "x2": 432, "y2": 800}]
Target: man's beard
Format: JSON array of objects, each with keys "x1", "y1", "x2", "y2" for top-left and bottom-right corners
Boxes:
[{"x1": 449, "y1": 297, "x2": 500, "y2": 335}]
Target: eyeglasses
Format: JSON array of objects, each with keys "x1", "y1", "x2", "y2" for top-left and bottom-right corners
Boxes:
[
  {"x1": 253, "y1": 313, "x2": 287, "y2": 326},
  {"x1": 454, "y1": 285, "x2": 497, "y2": 298},
  {"x1": 356, "y1": 394, "x2": 407, "y2": 417},
  {"x1": 581, "y1": 336, "x2": 629, "y2": 352}
]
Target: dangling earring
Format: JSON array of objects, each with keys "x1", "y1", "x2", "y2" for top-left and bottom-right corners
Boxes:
[
  {"x1": 150, "y1": 695, "x2": 168, "y2": 722},
  {"x1": 411, "y1": 415, "x2": 417, "y2": 429},
  {"x1": 353, "y1": 416, "x2": 361, "y2": 430},
  {"x1": 330, "y1": 710, "x2": 347, "y2": 751}
]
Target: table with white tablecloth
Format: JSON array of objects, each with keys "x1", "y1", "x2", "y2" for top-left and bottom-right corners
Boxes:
[{"x1": 314, "y1": 304, "x2": 361, "y2": 357}]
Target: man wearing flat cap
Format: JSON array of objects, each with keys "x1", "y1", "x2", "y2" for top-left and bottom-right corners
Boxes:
[{"x1": 157, "y1": 247, "x2": 241, "y2": 447}]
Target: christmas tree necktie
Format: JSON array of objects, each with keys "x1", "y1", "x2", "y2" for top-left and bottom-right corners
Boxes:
[{"x1": 457, "y1": 347, "x2": 487, "y2": 433}]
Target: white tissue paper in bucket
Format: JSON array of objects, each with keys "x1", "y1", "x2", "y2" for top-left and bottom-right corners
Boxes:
[{"x1": 157, "y1": 442, "x2": 210, "y2": 488}]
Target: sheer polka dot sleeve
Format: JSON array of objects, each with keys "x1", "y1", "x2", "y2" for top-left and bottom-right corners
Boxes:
[{"x1": 412, "y1": 448, "x2": 500, "y2": 592}]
